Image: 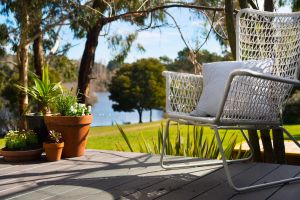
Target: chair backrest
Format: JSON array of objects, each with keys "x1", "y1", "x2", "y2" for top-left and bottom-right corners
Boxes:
[
  {"x1": 220, "y1": 9, "x2": 300, "y2": 125},
  {"x1": 236, "y1": 9, "x2": 300, "y2": 79}
]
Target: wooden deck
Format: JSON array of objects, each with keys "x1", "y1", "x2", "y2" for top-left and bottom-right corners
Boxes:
[{"x1": 1, "y1": 150, "x2": 300, "y2": 200}]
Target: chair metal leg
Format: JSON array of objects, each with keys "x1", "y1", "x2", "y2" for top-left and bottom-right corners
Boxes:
[
  {"x1": 239, "y1": 129, "x2": 254, "y2": 162},
  {"x1": 160, "y1": 121, "x2": 253, "y2": 170},
  {"x1": 214, "y1": 125, "x2": 300, "y2": 192},
  {"x1": 160, "y1": 119, "x2": 171, "y2": 168}
]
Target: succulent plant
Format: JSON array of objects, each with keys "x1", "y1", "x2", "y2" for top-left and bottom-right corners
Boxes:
[{"x1": 48, "y1": 130, "x2": 63, "y2": 143}]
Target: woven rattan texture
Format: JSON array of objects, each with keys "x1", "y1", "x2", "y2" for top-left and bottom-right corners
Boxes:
[
  {"x1": 165, "y1": 72, "x2": 202, "y2": 115},
  {"x1": 238, "y1": 11, "x2": 300, "y2": 79},
  {"x1": 221, "y1": 10, "x2": 300, "y2": 123},
  {"x1": 221, "y1": 75, "x2": 290, "y2": 123}
]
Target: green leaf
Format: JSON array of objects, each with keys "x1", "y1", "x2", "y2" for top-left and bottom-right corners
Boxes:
[{"x1": 116, "y1": 123, "x2": 134, "y2": 152}]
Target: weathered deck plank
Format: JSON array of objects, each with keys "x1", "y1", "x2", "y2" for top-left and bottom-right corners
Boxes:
[
  {"x1": 155, "y1": 163, "x2": 256, "y2": 200},
  {"x1": 267, "y1": 171, "x2": 300, "y2": 200},
  {"x1": 230, "y1": 165, "x2": 300, "y2": 200},
  {"x1": 192, "y1": 163, "x2": 279, "y2": 200},
  {"x1": 0, "y1": 150, "x2": 300, "y2": 200}
]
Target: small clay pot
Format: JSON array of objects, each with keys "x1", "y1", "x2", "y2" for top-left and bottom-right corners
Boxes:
[
  {"x1": 44, "y1": 115, "x2": 92, "y2": 158},
  {"x1": 1, "y1": 148, "x2": 43, "y2": 162},
  {"x1": 43, "y1": 142, "x2": 64, "y2": 162}
]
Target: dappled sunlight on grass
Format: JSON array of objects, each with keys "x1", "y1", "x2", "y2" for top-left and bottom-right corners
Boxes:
[{"x1": 87, "y1": 122, "x2": 300, "y2": 152}]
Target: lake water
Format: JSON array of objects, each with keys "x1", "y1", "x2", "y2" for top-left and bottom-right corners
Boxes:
[{"x1": 91, "y1": 92, "x2": 164, "y2": 126}]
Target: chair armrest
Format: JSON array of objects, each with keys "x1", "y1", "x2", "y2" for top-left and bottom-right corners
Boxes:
[
  {"x1": 163, "y1": 71, "x2": 203, "y2": 115},
  {"x1": 230, "y1": 69, "x2": 300, "y2": 86},
  {"x1": 216, "y1": 69, "x2": 300, "y2": 123}
]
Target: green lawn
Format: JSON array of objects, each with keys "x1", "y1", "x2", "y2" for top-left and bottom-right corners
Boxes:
[
  {"x1": 87, "y1": 121, "x2": 300, "y2": 152},
  {"x1": 1, "y1": 121, "x2": 300, "y2": 152},
  {"x1": 87, "y1": 120, "x2": 245, "y2": 151}
]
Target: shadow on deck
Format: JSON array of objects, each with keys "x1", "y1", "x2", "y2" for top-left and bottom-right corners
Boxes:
[{"x1": 0, "y1": 150, "x2": 300, "y2": 200}]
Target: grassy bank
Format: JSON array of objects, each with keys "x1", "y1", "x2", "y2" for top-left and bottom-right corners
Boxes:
[
  {"x1": 88, "y1": 120, "x2": 225, "y2": 151},
  {"x1": 87, "y1": 121, "x2": 300, "y2": 152},
  {"x1": 0, "y1": 121, "x2": 299, "y2": 152}
]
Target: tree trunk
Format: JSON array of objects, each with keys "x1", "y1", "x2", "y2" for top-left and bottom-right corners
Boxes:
[
  {"x1": 18, "y1": 5, "x2": 29, "y2": 129},
  {"x1": 264, "y1": 0, "x2": 274, "y2": 11},
  {"x1": 248, "y1": 130, "x2": 262, "y2": 162},
  {"x1": 260, "y1": 129, "x2": 275, "y2": 163},
  {"x1": 77, "y1": 21, "x2": 103, "y2": 103},
  {"x1": 18, "y1": 44, "x2": 29, "y2": 119},
  {"x1": 225, "y1": 0, "x2": 236, "y2": 60},
  {"x1": 137, "y1": 108, "x2": 143, "y2": 123},
  {"x1": 33, "y1": 33, "x2": 44, "y2": 78},
  {"x1": 150, "y1": 109, "x2": 152, "y2": 122},
  {"x1": 272, "y1": 129, "x2": 286, "y2": 164},
  {"x1": 32, "y1": 9, "x2": 43, "y2": 79},
  {"x1": 239, "y1": 0, "x2": 249, "y2": 9}
]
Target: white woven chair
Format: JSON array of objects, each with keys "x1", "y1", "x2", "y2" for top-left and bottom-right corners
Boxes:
[{"x1": 160, "y1": 9, "x2": 300, "y2": 192}]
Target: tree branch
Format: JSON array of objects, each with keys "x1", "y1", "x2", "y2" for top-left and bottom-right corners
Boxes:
[
  {"x1": 0, "y1": 60, "x2": 18, "y2": 67},
  {"x1": 196, "y1": 11, "x2": 216, "y2": 52},
  {"x1": 164, "y1": 11, "x2": 191, "y2": 50},
  {"x1": 164, "y1": 10, "x2": 204, "y2": 74},
  {"x1": 104, "y1": 3, "x2": 225, "y2": 23},
  {"x1": 201, "y1": 11, "x2": 227, "y2": 40},
  {"x1": 24, "y1": 0, "x2": 93, "y2": 46}
]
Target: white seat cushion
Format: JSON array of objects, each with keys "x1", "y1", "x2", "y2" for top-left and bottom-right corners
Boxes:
[{"x1": 191, "y1": 60, "x2": 273, "y2": 117}]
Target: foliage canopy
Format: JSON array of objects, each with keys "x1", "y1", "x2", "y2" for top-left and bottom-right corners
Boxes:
[{"x1": 109, "y1": 58, "x2": 165, "y2": 123}]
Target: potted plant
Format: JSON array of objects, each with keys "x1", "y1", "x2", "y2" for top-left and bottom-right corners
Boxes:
[
  {"x1": 43, "y1": 130, "x2": 64, "y2": 161},
  {"x1": 44, "y1": 92, "x2": 92, "y2": 158},
  {"x1": 1, "y1": 130, "x2": 43, "y2": 162},
  {"x1": 15, "y1": 65, "x2": 62, "y2": 143}
]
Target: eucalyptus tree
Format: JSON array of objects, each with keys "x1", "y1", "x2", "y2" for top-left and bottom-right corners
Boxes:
[
  {"x1": 70, "y1": 0, "x2": 225, "y2": 103},
  {"x1": 0, "y1": 0, "x2": 77, "y2": 125},
  {"x1": 0, "y1": 0, "x2": 32, "y2": 119}
]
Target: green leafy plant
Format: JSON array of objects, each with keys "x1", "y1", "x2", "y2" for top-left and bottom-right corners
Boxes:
[
  {"x1": 69, "y1": 103, "x2": 91, "y2": 116},
  {"x1": 55, "y1": 91, "x2": 77, "y2": 116},
  {"x1": 116, "y1": 123, "x2": 249, "y2": 160},
  {"x1": 47, "y1": 130, "x2": 63, "y2": 143},
  {"x1": 15, "y1": 65, "x2": 62, "y2": 115},
  {"x1": 4, "y1": 130, "x2": 39, "y2": 150},
  {"x1": 55, "y1": 91, "x2": 91, "y2": 116}
]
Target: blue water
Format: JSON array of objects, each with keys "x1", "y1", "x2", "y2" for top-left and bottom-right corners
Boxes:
[{"x1": 91, "y1": 92, "x2": 164, "y2": 126}]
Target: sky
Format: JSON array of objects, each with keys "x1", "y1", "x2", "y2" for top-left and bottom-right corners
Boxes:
[
  {"x1": 1, "y1": 2, "x2": 292, "y2": 65},
  {"x1": 62, "y1": 7, "x2": 223, "y2": 64},
  {"x1": 61, "y1": 3, "x2": 292, "y2": 65}
]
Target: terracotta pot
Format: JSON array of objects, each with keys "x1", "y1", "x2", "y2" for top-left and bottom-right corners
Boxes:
[
  {"x1": 43, "y1": 142, "x2": 64, "y2": 162},
  {"x1": 25, "y1": 114, "x2": 48, "y2": 144},
  {"x1": 44, "y1": 115, "x2": 92, "y2": 158},
  {"x1": 1, "y1": 148, "x2": 43, "y2": 162}
]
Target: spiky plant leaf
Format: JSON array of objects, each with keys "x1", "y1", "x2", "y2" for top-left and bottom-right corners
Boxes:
[{"x1": 116, "y1": 123, "x2": 134, "y2": 152}]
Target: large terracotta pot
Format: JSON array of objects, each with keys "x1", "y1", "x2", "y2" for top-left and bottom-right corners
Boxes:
[
  {"x1": 25, "y1": 114, "x2": 48, "y2": 144},
  {"x1": 44, "y1": 115, "x2": 92, "y2": 158},
  {"x1": 1, "y1": 148, "x2": 43, "y2": 162},
  {"x1": 43, "y1": 142, "x2": 64, "y2": 162}
]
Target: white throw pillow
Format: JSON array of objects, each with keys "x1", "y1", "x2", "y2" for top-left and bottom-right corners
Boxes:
[{"x1": 191, "y1": 60, "x2": 273, "y2": 117}]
